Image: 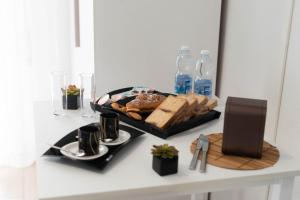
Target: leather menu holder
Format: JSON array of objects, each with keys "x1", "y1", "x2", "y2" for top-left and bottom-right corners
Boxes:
[{"x1": 222, "y1": 97, "x2": 267, "y2": 158}]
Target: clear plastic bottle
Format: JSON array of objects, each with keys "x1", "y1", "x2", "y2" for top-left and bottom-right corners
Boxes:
[
  {"x1": 193, "y1": 50, "x2": 212, "y2": 98},
  {"x1": 175, "y1": 46, "x2": 194, "y2": 94}
]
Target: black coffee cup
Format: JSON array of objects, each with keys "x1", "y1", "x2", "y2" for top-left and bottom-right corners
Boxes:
[
  {"x1": 78, "y1": 125, "x2": 100, "y2": 156},
  {"x1": 100, "y1": 113, "x2": 119, "y2": 142}
]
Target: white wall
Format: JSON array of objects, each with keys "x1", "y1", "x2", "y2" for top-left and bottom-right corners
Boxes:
[
  {"x1": 70, "y1": 0, "x2": 94, "y2": 85},
  {"x1": 218, "y1": 0, "x2": 294, "y2": 143},
  {"x1": 217, "y1": 0, "x2": 294, "y2": 199},
  {"x1": 276, "y1": 0, "x2": 300, "y2": 199},
  {"x1": 93, "y1": 0, "x2": 221, "y2": 96},
  {"x1": 31, "y1": 0, "x2": 72, "y2": 101},
  {"x1": 31, "y1": 0, "x2": 94, "y2": 100}
]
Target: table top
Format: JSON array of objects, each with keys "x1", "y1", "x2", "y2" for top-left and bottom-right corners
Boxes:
[{"x1": 34, "y1": 101, "x2": 300, "y2": 200}]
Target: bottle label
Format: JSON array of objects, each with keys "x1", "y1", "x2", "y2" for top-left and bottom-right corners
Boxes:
[
  {"x1": 175, "y1": 74, "x2": 192, "y2": 94},
  {"x1": 194, "y1": 79, "x2": 212, "y2": 97}
]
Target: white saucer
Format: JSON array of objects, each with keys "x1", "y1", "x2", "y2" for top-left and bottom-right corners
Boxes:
[
  {"x1": 100, "y1": 130, "x2": 131, "y2": 146},
  {"x1": 60, "y1": 142, "x2": 109, "y2": 161}
]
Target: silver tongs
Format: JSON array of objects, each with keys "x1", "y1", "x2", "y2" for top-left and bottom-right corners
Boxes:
[
  {"x1": 189, "y1": 134, "x2": 202, "y2": 170},
  {"x1": 189, "y1": 134, "x2": 209, "y2": 172},
  {"x1": 199, "y1": 134, "x2": 209, "y2": 173}
]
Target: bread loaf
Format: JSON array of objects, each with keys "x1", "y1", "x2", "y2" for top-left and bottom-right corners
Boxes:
[
  {"x1": 145, "y1": 95, "x2": 188, "y2": 129},
  {"x1": 206, "y1": 99, "x2": 218, "y2": 110},
  {"x1": 175, "y1": 94, "x2": 198, "y2": 123}
]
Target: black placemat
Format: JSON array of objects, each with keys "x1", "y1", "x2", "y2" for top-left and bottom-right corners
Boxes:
[{"x1": 43, "y1": 124, "x2": 145, "y2": 170}]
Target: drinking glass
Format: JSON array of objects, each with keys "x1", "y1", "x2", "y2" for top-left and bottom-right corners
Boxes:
[
  {"x1": 79, "y1": 73, "x2": 96, "y2": 117},
  {"x1": 51, "y1": 71, "x2": 68, "y2": 116}
]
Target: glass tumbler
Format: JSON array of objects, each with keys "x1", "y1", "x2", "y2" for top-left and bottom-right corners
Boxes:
[
  {"x1": 51, "y1": 71, "x2": 68, "y2": 116},
  {"x1": 79, "y1": 73, "x2": 96, "y2": 117}
]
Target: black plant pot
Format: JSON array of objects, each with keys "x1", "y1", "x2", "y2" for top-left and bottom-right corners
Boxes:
[
  {"x1": 62, "y1": 95, "x2": 80, "y2": 110},
  {"x1": 152, "y1": 156, "x2": 178, "y2": 176}
]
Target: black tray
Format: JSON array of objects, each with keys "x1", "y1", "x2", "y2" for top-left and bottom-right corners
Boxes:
[
  {"x1": 43, "y1": 124, "x2": 145, "y2": 170},
  {"x1": 91, "y1": 87, "x2": 221, "y2": 139}
]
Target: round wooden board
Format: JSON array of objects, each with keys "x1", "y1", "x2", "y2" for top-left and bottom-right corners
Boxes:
[{"x1": 190, "y1": 133, "x2": 280, "y2": 170}]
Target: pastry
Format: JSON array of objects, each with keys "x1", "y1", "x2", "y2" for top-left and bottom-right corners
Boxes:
[
  {"x1": 111, "y1": 102, "x2": 127, "y2": 112},
  {"x1": 126, "y1": 108, "x2": 141, "y2": 112},
  {"x1": 126, "y1": 93, "x2": 166, "y2": 111},
  {"x1": 127, "y1": 112, "x2": 142, "y2": 120},
  {"x1": 111, "y1": 101, "x2": 143, "y2": 120}
]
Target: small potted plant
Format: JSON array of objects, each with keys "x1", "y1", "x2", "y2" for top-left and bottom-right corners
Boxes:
[
  {"x1": 62, "y1": 85, "x2": 80, "y2": 110},
  {"x1": 151, "y1": 144, "x2": 179, "y2": 176}
]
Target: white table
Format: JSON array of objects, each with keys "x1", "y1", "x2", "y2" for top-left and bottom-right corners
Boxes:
[{"x1": 34, "y1": 102, "x2": 300, "y2": 200}]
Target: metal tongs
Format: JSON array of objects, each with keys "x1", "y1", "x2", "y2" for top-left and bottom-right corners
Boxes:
[{"x1": 189, "y1": 134, "x2": 209, "y2": 172}]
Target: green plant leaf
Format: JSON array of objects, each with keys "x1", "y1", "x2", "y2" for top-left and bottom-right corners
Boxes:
[{"x1": 151, "y1": 144, "x2": 178, "y2": 158}]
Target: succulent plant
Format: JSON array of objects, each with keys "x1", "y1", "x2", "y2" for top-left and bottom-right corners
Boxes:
[
  {"x1": 151, "y1": 144, "x2": 178, "y2": 159},
  {"x1": 61, "y1": 85, "x2": 80, "y2": 96}
]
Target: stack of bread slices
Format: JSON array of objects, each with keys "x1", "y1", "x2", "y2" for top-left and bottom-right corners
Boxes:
[{"x1": 145, "y1": 93, "x2": 217, "y2": 129}]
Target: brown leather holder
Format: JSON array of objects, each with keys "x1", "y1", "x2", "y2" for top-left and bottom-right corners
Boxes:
[{"x1": 222, "y1": 97, "x2": 267, "y2": 158}]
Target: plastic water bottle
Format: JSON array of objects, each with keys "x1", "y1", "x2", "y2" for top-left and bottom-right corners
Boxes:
[
  {"x1": 175, "y1": 46, "x2": 194, "y2": 94},
  {"x1": 193, "y1": 50, "x2": 212, "y2": 98}
]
